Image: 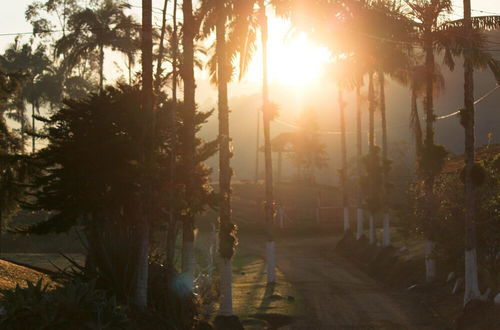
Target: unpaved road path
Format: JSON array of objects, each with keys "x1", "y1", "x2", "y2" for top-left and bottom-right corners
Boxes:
[{"x1": 240, "y1": 235, "x2": 442, "y2": 330}]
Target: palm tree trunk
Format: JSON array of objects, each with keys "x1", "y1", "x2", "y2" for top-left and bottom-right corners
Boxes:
[
  {"x1": 463, "y1": 0, "x2": 481, "y2": 305},
  {"x1": 216, "y1": 0, "x2": 235, "y2": 315},
  {"x1": 133, "y1": 0, "x2": 154, "y2": 309},
  {"x1": 99, "y1": 44, "x2": 105, "y2": 91},
  {"x1": 19, "y1": 109, "x2": 25, "y2": 154},
  {"x1": 339, "y1": 89, "x2": 349, "y2": 232},
  {"x1": 424, "y1": 31, "x2": 436, "y2": 282},
  {"x1": 166, "y1": 0, "x2": 179, "y2": 272},
  {"x1": 411, "y1": 87, "x2": 423, "y2": 157},
  {"x1": 181, "y1": 0, "x2": 197, "y2": 293},
  {"x1": 356, "y1": 85, "x2": 363, "y2": 239},
  {"x1": 378, "y1": 71, "x2": 390, "y2": 247},
  {"x1": 255, "y1": 109, "x2": 260, "y2": 182},
  {"x1": 32, "y1": 102, "x2": 36, "y2": 154},
  {"x1": 368, "y1": 71, "x2": 376, "y2": 244},
  {"x1": 260, "y1": 1, "x2": 275, "y2": 284},
  {"x1": 154, "y1": 0, "x2": 169, "y2": 94}
]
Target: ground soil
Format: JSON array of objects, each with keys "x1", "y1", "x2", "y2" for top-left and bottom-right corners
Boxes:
[{"x1": 240, "y1": 234, "x2": 444, "y2": 330}]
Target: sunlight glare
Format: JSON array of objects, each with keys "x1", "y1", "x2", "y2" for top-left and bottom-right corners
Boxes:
[{"x1": 245, "y1": 18, "x2": 331, "y2": 87}]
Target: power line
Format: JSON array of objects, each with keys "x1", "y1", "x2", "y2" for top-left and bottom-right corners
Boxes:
[
  {"x1": 436, "y1": 84, "x2": 500, "y2": 120},
  {"x1": 273, "y1": 84, "x2": 500, "y2": 134}
]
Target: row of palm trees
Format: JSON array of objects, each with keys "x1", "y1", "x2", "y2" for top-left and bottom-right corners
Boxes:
[
  {"x1": 177, "y1": 0, "x2": 500, "y2": 315},
  {"x1": 285, "y1": 0, "x2": 499, "y2": 306}
]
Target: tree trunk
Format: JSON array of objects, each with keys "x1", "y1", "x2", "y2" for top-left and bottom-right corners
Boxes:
[
  {"x1": 133, "y1": 0, "x2": 154, "y2": 309},
  {"x1": 368, "y1": 72, "x2": 375, "y2": 154},
  {"x1": 219, "y1": 259, "x2": 233, "y2": 316},
  {"x1": 378, "y1": 72, "x2": 390, "y2": 247},
  {"x1": 154, "y1": 0, "x2": 169, "y2": 94},
  {"x1": 216, "y1": 0, "x2": 235, "y2": 316},
  {"x1": 382, "y1": 213, "x2": 390, "y2": 247},
  {"x1": 166, "y1": 0, "x2": 179, "y2": 271},
  {"x1": 255, "y1": 108, "x2": 260, "y2": 183},
  {"x1": 99, "y1": 44, "x2": 105, "y2": 91},
  {"x1": 368, "y1": 71, "x2": 376, "y2": 244},
  {"x1": 356, "y1": 85, "x2": 363, "y2": 239},
  {"x1": 181, "y1": 0, "x2": 197, "y2": 293},
  {"x1": 411, "y1": 87, "x2": 423, "y2": 157},
  {"x1": 20, "y1": 108, "x2": 25, "y2": 154},
  {"x1": 424, "y1": 29, "x2": 436, "y2": 282},
  {"x1": 339, "y1": 89, "x2": 349, "y2": 232},
  {"x1": 369, "y1": 213, "x2": 375, "y2": 245},
  {"x1": 32, "y1": 102, "x2": 36, "y2": 154},
  {"x1": 260, "y1": 1, "x2": 275, "y2": 284},
  {"x1": 463, "y1": 0, "x2": 481, "y2": 305}
]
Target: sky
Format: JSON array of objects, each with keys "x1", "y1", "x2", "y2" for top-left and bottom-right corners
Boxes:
[{"x1": 2, "y1": 1, "x2": 500, "y2": 90}]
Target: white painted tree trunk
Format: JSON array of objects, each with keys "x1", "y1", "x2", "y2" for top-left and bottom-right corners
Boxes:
[
  {"x1": 356, "y1": 208, "x2": 364, "y2": 240},
  {"x1": 218, "y1": 259, "x2": 233, "y2": 316},
  {"x1": 369, "y1": 214, "x2": 375, "y2": 245},
  {"x1": 464, "y1": 248, "x2": 481, "y2": 304},
  {"x1": 266, "y1": 241, "x2": 276, "y2": 283},
  {"x1": 425, "y1": 240, "x2": 436, "y2": 282},
  {"x1": 181, "y1": 241, "x2": 195, "y2": 292},
  {"x1": 343, "y1": 207, "x2": 350, "y2": 232},
  {"x1": 382, "y1": 213, "x2": 390, "y2": 246}
]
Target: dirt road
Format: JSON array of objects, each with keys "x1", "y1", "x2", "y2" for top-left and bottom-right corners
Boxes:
[{"x1": 240, "y1": 235, "x2": 442, "y2": 330}]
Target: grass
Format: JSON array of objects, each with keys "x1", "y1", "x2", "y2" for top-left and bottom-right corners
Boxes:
[{"x1": 229, "y1": 253, "x2": 301, "y2": 329}]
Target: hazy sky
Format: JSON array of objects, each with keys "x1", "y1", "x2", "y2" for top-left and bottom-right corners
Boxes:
[{"x1": 1, "y1": 1, "x2": 499, "y2": 106}]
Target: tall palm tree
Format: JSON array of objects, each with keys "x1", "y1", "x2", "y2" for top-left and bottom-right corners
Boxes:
[
  {"x1": 55, "y1": 0, "x2": 135, "y2": 90},
  {"x1": 134, "y1": 0, "x2": 153, "y2": 309},
  {"x1": 165, "y1": 0, "x2": 179, "y2": 273},
  {"x1": 458, "y1": 0, "x2": 500, "y2": 305},
  {"x1": 462, "y1": 0, "x2": 480, "y2": 305},
  {"x1": 258, "y1": 0, "x2": 277, "y2": 284},
  {"x1": 213, "y1": 0, "x2": 237, "y2": 317}
]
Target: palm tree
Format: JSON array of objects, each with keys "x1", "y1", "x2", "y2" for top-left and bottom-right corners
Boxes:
[
  {"x1": 258, "y1": 0, "x2": 277, "y2": 284},
  {"x1": 134, "y1": 0, "x2": 153, "y2": 309},
  {"x1": 405, "y1": 0, "x2": 500, "y2": 282},
  {"x1": 462, "y1": 0, "x2": 480, "y2": 305},
  {"x1": 198, "y1": 0, "x2": 246, "y2": 317},
  {"x1": 55, "y1": 0, "x2": 136, "y2": 90},
  {"x1": 0, "y1": 42, "x2": 53, "y2": 153},
  {"x1": 165, "y1": 0, "x2": 179, "y2": 273},
  {"x1": 458, "y1": 0, "x2": 500, "y2": 305}
]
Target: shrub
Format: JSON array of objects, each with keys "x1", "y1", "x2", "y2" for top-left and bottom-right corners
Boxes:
[{"x1": 0, "y1": 279, "x2": 129, "y2": 329}]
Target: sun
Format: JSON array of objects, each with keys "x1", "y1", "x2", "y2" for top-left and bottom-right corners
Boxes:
[
  {"x1": 245, "y1": 18, "x2": 331, "y2": 87},
  {"x1": 268, "y1": 33, "x2": 331, "y2": 86}
]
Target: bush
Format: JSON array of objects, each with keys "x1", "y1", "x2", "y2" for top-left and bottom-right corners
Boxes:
[{"x1": 0, "y1": 279, "x2": 129, "y2": 330}]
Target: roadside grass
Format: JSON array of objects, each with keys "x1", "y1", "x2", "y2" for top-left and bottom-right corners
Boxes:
[{"x1": 230, "y1": 253, "x2": 301, "y2": 329}]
